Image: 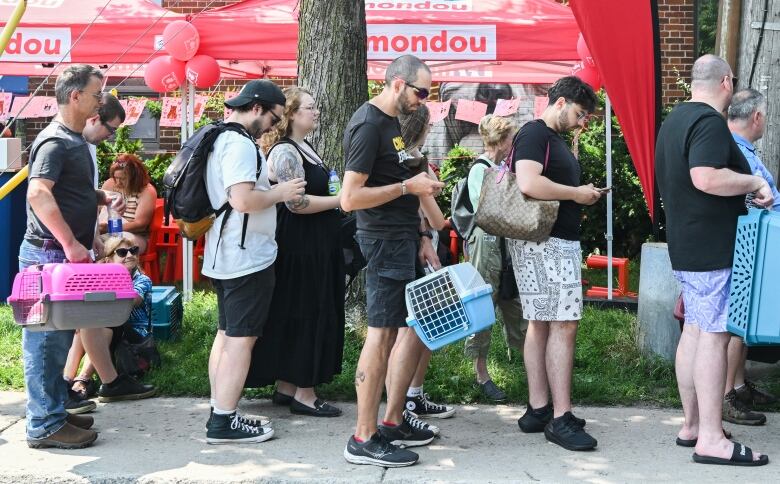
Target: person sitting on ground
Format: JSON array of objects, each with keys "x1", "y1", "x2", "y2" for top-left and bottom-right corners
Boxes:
[
  {"x1": 463, "y1": 114, "x2": 527, "y2": 402},
  {"x1": 63, "y1": 234, "x2": 157, "y2": 404},
  {"x1": 99, "y1": 154, "x2": 157, "y2": 254}
]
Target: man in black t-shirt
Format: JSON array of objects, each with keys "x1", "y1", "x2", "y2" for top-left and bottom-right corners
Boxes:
[
  {"x1": 341, "y1": 55, "x2": 444, "y2": 468},
  {"x1": 510, "y1": 76, "x2": 601, "y2": 452},
  {"x1": 656, "y1": 54, "x2": 772, "y2": 466}
]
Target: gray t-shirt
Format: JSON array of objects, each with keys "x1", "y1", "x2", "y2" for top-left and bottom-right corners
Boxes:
[{"x1": 25, "y1": 121, "x2": 98, "y2": 248}]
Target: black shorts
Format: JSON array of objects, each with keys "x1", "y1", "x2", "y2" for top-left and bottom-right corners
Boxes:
[
  {"x1": 212, "y1": 265, "x2": 275, "y2": 337},
  {"x1": 357, "y1": 236, "x2": 418, "y2": 328}
]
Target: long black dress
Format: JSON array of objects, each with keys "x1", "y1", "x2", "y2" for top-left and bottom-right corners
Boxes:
[{"x1": 245, "y1": 138, "x2": 345, "y2": 388}]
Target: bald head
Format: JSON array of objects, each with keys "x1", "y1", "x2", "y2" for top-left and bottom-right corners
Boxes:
[{"x1": 691, "y1": 54, "x2": 732, "y2": 91}]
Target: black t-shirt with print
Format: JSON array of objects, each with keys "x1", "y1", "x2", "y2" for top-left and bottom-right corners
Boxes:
[
  {"x1": 512, "y1": 119, "x2": 582, "y2": 241},
  {"x1": 656, "y1": 102, "x2": 751, "y2": 271},
  {"x1": 344, "y1": 102, "x2": 420, "y2": 240}
]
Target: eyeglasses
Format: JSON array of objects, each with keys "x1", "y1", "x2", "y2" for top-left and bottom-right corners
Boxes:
[
  {"x1": 730, "y1": 75, "x2": 738, "y2": 89},
  {"x1": 576, "y1": 110, "x2": 592, "y2": 122},
  {"x1": 300, "y1": 105, "x2": 318, "y2": 112},
  {"x1": 269, "y1": 110, "x2": 282, "y2": 126},
  {"x1": 81, "y1": 90, "x2": 103, "y2": 101},
  {"x1": 114, "y1": 246, "x2": 140, "y2": 258},
  {"x1": 102, "y1": 121, "x2": 117, "y2": 135},
  {"x1": 393, "y1": 76, "x2": 430, "y2": 100}
]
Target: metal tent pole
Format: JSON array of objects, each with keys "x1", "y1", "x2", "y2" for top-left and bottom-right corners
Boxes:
[
  {"x1": 180, "y1": 81, "x2": 193, "y2": 301},
  {"x1": 605, "y1": 93, "x2": 613, "y2": 300}
]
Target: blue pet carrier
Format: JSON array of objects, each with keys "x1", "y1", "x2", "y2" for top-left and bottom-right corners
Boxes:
[
  {"x1": 151, "y1": 286, "x2": 183, "y2": 341},
  {"x1": 405, "y1": 262, "x2": 495, "y2": 350},
  {"x1": 727, "y1": 209, "x2": 780, "y2": 345}
]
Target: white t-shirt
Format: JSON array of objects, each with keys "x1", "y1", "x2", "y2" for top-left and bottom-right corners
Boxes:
[
  {"x1": 201, "y1": 130, "x2": 277, "y2": 279},
  {"x1": 88, "y1": 143, "x2": 98, "y2": 189}
]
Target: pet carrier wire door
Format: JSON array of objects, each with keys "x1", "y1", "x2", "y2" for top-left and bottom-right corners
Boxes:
[
  {"x1": 406, "y1": 263, "x2": 495, "y2": 350},
  {"x1": 727, "y1": 209, "x2": 780, "y2": 345}
]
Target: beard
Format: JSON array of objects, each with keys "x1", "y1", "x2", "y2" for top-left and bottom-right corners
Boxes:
[
  {"x1": 397, "y1": 90, "x2": 418, "y2": 115},
  {"x1": 248, "y1": 117, "x2": 265, "y2": 138}
]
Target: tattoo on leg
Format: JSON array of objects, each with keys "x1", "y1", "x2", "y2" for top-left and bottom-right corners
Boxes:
[{"x1": 355, "y1": 369, "x2": 366, "y2": 387}]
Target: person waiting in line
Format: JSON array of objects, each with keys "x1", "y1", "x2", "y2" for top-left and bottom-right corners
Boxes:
[
  {"x1": 463, "y1": 114, "x2": 527, "y2": 402},
  {"x1": 245, "y1": 87, "x2": 345, "y2": 417},
  {"x1": 99, "y1": 154, "x2": 157, "y2": 254},
  {"x1": 63, "y1": 234, "x2": 157, "y2": 404}
]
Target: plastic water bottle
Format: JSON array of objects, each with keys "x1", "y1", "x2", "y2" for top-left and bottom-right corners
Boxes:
[
  {"x1": 328, "y1": 170, "x2": 341, "y2": 196},
  {"x1": 106, "y1": 192, "x2": 123, "y2": 237}
]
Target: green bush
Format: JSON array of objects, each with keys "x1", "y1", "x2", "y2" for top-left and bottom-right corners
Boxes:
[
  {"x1": 96, "y1": 125, "x2": 143, "y2": 182},
  {"x1": 437, "y1": 144, "x2": 477, "y2": 217}
]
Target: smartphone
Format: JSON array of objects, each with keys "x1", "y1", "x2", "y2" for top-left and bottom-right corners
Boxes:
[{"x1": 597, "y1": 186, "x2": 612, "y2": 193}]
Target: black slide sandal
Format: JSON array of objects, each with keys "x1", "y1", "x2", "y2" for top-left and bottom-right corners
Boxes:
[
  {"x1": 693, "y1": 443, "x2": 769, "y2": 466},
  {"x1": 675, "y1": 428, "x2": 732, "y2": 447}
]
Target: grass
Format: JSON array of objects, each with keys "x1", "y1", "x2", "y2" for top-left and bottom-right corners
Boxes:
[{"x1": 1, "y1": 291, "x2": 682, "y2": 407}]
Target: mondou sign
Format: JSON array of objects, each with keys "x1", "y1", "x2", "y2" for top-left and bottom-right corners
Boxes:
[
  {"x1": 1, "y1": 28, "x2": 71, "y2": 62},
  {"x1": 365, "y1": 0, "x2": 472, "y2": 12},
  {"x1": 367, "y1": 24, "x2": 496, "y2": 61}
]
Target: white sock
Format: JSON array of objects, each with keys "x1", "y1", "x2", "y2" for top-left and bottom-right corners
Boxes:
[
  {"x1": 407, "y1": 386, "x2": 423, "y2": 398},
  {"x1": 213, "y1": 406, "x2": 235, "y2": 416},
  {"x1": 734, "y1": 383, "x2": 746, "y2": 391}
]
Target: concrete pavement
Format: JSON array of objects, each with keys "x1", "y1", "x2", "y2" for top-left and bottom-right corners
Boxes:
[{"x1": 0, "y1": 391, "x2": 778, "y2": 483}]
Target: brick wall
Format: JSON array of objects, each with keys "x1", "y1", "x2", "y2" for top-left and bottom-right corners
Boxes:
[{"x1": 658, "y1": 0, "x2": 696, "y2": 107}]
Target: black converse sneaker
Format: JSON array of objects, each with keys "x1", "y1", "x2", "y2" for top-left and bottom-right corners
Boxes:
[
  {"x1": 405, "y1": 393, "x2": 455, "y2": 419},
  {"x1": 404, "y1": 409, "x2": 440, "y2": 436},
  {"x1": 344, "y1": 433, "x2": 418, "y2": 467},
  {"x1": 378, "y1": 419, "x2": 435, "y2": 447},
  {"x1": 544, "y1": 412, "x2": 597, "y2": 451},
  {"x1": 205, "y1": 407, "x2": 271, "y2": 430},
  {"x1": 206, "y1": 412, "x2": 274, "y2": 444}
]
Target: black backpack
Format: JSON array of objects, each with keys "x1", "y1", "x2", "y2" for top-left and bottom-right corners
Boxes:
[{"x1": 163, "y1": 121, "x2": 260, "y2": 249}]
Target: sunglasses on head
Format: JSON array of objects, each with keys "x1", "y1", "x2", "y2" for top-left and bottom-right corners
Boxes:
[
  {"x1": 393, "y1": 76, "x2": 430, "y2": 100},
  {"x1": 114, "y1": 246, "x2": 140, "y2": 257}
]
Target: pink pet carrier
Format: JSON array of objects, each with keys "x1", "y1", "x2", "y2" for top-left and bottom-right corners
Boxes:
[{"x1": 7, "y1": 263, "x2": 137, "y2": 331}]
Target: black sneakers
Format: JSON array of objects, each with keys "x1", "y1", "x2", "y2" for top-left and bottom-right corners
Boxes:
[
  {"x1": 518, "y1": 403, "x2": 586, "y2": 433},
  {"x1": 379, "y1": 419, "x2": 435, "y2": 447},
  {"x1": 404, "y1": 409, "x2": 440, "y2": 436},
  {"x1": 477, "y1": 379, "x2": 508, "y2": 403},
  {"x1": 544, "y1": 412, "x2": 597, "y2": 451},
  {"x1": 97, "y1": 374, "x2": 157, "y2": 402},
  {"x1": 405, "y1": 393, "x2": 455, "y2": 419},
  {"x1": 205, "y1": 407, "x2": 271, "y2": 430},
  {"x1": 206, "y1": 412, "x2": 274, "y2": 444},
  {"x1": 65, "y1": 389, "x2": 96, "y2": 415},
  {"x1": 344, "y1": 433, "x2": 418, "y2": 467}
]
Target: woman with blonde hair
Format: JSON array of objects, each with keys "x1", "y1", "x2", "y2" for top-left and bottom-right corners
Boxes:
[
  {"x1": 247, "y1": 87, "x2": 345, "y2": 417},
  {"x1": 463, "y1": 114, "x2": 527, "y2": 402}
]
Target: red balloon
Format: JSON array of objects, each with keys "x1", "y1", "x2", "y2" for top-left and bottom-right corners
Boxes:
[
  {"x1": 577, "y1": 33, "x2": 595, "y2": 68},
  {"x1": 572, "y1": 62, "x2": 601, "y2": 91},
  {"x1": 144, "y1": 55, "x2": 186, "y2": 93},
  {"x1": 163, "y1": 20, "x2": 200, "y2": 62},
  {"x1": 185, "y1": 55, "x2": 220, "y2": 88}
]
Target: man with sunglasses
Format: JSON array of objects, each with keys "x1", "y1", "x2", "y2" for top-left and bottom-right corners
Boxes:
[
  {"x1": 204, "y1": 80, "x2": 306, "y2": 445},
  {"x1": 341, "y1": 54, "x2": 445, "y2": 468}
]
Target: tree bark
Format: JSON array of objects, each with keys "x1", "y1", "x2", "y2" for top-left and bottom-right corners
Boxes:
[
  {"x1": 298, "y1": 0, "x2": 368, "y2": 174},
  {"x1": 737, "y1": 0, "x2": 779, "y2": 177}
]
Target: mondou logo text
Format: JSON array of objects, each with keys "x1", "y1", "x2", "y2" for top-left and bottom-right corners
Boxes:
[
  {"x1": 365, "y1": 0, "x2": 472, "y2": 12},
  {"x1": 367, "y1": 25, "x2": 496, "y2": 61},
  {"x1": 2, "y1": 28, "x2": 71, "y2": 63}
]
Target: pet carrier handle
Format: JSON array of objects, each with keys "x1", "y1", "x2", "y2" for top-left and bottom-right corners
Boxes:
[{"x1": 83, "y1": 292, "x2": 118, "y2": 302}]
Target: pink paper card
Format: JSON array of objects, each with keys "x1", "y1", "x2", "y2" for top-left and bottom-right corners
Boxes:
[
  {"x1": 38, "y1": 97, "x2": 58, "y2": 117},
  {"x1": 494, "y1": 98, "x2": 520, "y2": 117},
  {"x1": 194, "y1": 95, "x2": 208, "y2": 122},
  {"x1": 534, "y1": 96, "x2": 548, "y2": 119},
  {"x1": 454, "y1": 99, "x2": 488, "y2": 125},
  {"x1": 159, "y1": 97, "x2": 182, "y2": 127},
  {"x1": 426, "y1": 100, "x2": 451, "y2": 124},
  {"x1": 223, "y1": 91, "x2": 238, "y2": 119},
  {"x1": 8, "y1": 96, "x2": 58, "y2": 119},
  {"x1": 0, "y1": 93, "x2": 12, "y2": 119},
  {"x1": 122, "y1": 98, "x2": 147, "y2": 126},
  {"x1": 7, "y1": 96, "x2": 29, "y2": 118}
]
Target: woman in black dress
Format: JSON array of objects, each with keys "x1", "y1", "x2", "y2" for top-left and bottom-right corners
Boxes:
[{"x1": 246, "y1": 87, "x2": 344, "y2": 417}]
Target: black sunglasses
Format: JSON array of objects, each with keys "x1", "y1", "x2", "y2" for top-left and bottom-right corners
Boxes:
[
  {"x1": 114, "y1": 246, "x2": 140, "y2": 257},
  {"x1": 269, "y1": 110, "x2": 282, "y2": 126},
  {"x1": 102, "y1": 120, "x2": 117, "y2": 135},
  {"x1": 394, "y1": 76, "x2": 430, "y2": 100}
]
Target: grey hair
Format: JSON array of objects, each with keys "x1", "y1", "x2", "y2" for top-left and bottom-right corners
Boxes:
[
  {"x1": 384, "y1": 55, "x2": 430, "y2": 85},
  {"x1": 54, "y1": 64, "x2": 104, "y2": 105},
  {"x1": 728, "y1": 88, "x2": 765, "y2": 121},
  {"x1": 690, "y1": 54, "x2": 731, "y2": 88}
]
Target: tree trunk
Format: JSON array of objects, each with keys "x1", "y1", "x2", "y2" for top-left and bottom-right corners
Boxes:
[
  {"x1": 298, "y1": 0, "x2": 368, "y2": 174},
  {"x1": 737, "y1": 0, "x2": 780, "y2": 178}
]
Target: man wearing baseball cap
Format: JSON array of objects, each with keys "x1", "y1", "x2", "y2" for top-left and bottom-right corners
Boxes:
[{"x1": 205, "y1": 79, "x2": 307, "y2": 444}]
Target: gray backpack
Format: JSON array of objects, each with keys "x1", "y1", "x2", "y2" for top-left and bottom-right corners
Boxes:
[{"x1": 449, "y1": 156, "x2": 492, "y2": 239}]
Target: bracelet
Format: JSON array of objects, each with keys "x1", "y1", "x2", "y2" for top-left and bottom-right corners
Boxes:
[
  {"x1": 419, "y1": 230, "x2": 433, "y2": 239},
  {"x1": 401, "y1": 180, "x2": 407, "y2": 196}
]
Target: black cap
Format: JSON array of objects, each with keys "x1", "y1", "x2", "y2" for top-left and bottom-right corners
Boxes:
[{"x1": 224, "y1": 80, "x2": 285, "y2": 108}]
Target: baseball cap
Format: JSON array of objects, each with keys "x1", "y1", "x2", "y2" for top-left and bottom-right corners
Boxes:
[{"x1": 224, "y1": 80, "x2": 286, "y2": 108}]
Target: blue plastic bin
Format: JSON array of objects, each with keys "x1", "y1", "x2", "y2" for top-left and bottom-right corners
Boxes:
[
  {"x1": 405, "y1": 262, "x2": 495, "y2": 350},
  {"x1": 0, "y1": 171, "x2": 28, "y2": 302},
  {"x1": 150, "y1": 286, "x2": 182, "y2": 340},
  {"x1": 727, "y1": 209, "x2": 780, "y2": 345}
]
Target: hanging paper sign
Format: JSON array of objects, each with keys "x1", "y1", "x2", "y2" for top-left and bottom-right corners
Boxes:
[
  {"x1": 494, "y1": 98, "x2": 520, "y2": 117},
  {"x1": 159, "y1": 97, "x2": 182, "y2": 127},
  {"x1": 0, "y1": 93, "x2": 12, "y2": 119},
  {"x1": 223, "y1": 91, "x2": 238, "y2": 119},
  {"x1": 194, "y1": 95, "x2": 208, "y2": 122},
  {"x1": 8, "y1": 96, "x2": 58, "y2": 119},
  {"x1": 534, "y1": 96, "x2": 548, "y2": 119},
  {"x1": 453, "y1": 99, "x2": 487, "y2": 125},
  {"x1": 122, "y1": 98, "x2": 147, "y2": 126},
  {"x1": 426, "y1": 100, "x2": 451, "y2": 124}
]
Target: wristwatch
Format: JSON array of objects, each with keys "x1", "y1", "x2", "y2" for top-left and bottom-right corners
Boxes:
[{"x1": 419, "y1": 230, "x2": 433, "y2": 239}]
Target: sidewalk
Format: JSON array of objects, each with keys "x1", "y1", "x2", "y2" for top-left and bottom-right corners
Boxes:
[{"x1": 0, "y1": 391, "x2": 778, "y2": 483}]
